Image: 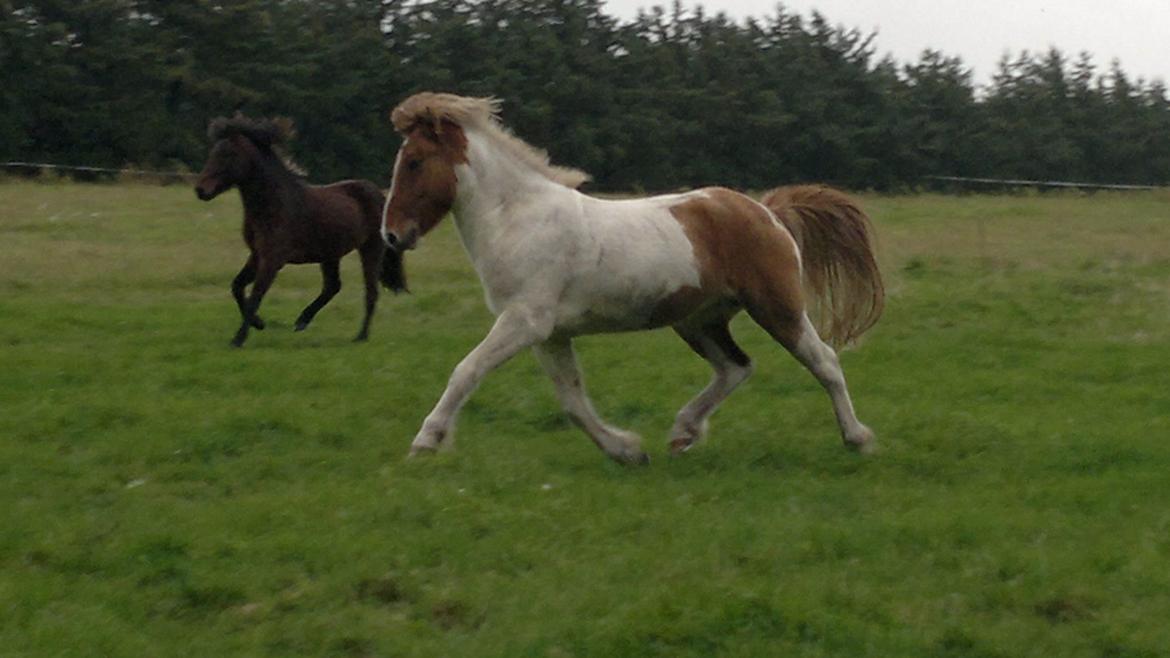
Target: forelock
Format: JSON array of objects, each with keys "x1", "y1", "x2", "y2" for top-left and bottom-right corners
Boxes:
[
  {"x1": 207, "y1": 115, "x2": 295, "y2": 147},
  {"x1": 390, "y1": 92, "x2": 501, "y2": 133},
  {"x1": 206, "y1": 114, "x2": 305, "y2": 176},
  {"x1": 389, "y1": 92, "x2": 590, "y2": 189}
]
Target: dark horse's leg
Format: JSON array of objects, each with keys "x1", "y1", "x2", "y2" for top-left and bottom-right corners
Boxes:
[
  {"x1": 232, "y1": 258, "x2": 280, "y2": 347},
  {"x1": 354, "y1": 240, "x2": 382, "y2": 342},
  {"x1": 295, "y1": 259, "x2": 342, "y2": 332},
  {"x1": 232, "y1": 254, "x2": 265, "y2": 330}
]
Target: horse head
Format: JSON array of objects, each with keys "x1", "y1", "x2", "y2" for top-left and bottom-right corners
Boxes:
[
  {"x1": 381, "y1": 116, "x2": 468, "y2": 251},
  {"x1": 196, "y1": 115, "x2": 295, "y2": 201},
  {"x1": 380, "y1": 92, "x2": 589, "y2": 251}
]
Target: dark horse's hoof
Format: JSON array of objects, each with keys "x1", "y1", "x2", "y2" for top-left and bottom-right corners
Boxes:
[
  {"x1": 352, "y1": 333, "x2": 369, "y2": 343},
  {"x1": 230, "y1": 332, "x2": 248, "y2": 348},
  {"x1": 251, "y1": 317, "x2": 266, "y2": 330},
  {"x1": 294, "y1": 321, "x2": 309, "y2": 332}
]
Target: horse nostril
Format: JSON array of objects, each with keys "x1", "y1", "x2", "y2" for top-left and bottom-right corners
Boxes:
[{"x1": 383, "y1": 231, "x2": 398, "y2": 248}]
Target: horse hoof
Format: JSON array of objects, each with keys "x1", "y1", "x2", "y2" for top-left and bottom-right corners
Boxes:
[
  {"x1": 352, "y1": 333, "x2": 369, "y2": 343},
  {"x1": 407, "y1": 445, "x2": 438, "y2": 459},
  {"x1": 844, "y1": 427, "x2": 877, "y2": 454},
  {"x1": 612, "y1": 450, "x2": 649, "y2": 466},
  {"x1": 252, "y1": 318, "x2": 266, "y2": 330},
  {"x1": 668, "y1": 438, "x2": 693, "y2": 456},
  {"x1": 294, "y1": 322, "x2": 308, "y2": 332},
  {"x1": 846, "y1": 439, "x2": 877, "y2": 455},
  {"x1": 230, "y1": 338, "x2": 246, "y2": 348}
]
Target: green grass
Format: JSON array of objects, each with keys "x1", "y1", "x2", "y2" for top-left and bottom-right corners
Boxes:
[{"x1": 1, "y1": 179, "x2": 1169, "y2": 657}]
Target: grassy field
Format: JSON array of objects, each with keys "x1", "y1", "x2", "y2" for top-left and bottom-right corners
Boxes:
[{"x1": 1, "y1": 179, "x2": 1168, "y2": 657}]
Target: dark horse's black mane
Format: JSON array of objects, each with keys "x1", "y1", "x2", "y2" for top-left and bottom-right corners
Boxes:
[{"x1": 208, "y1": 115, "x2": 307, "y2": 177}]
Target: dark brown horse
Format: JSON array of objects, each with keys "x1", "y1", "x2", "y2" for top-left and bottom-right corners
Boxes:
[{"x1": 195, "y1": 115, "x2": 406, "y2": 347}]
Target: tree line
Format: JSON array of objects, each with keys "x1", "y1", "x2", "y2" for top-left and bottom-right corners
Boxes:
[{"x1": 3, "y1": 0, "x2": 1168, "y2": 191}]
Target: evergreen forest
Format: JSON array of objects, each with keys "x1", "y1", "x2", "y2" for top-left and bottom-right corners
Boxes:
[{"x1": 3, "y1": 0, "x2": 1168, "y2": 190}]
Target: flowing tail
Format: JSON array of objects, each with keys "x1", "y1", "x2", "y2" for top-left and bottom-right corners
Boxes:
[
  {"x1": 351, "y1": 181, "x2": 408, "y2": 293},
  {"x1": 381, "y1": 245, "x2": 408, "y2": 293},
  {"x1": 760, "y1": 185, "x2": 884, "y2": 347}
]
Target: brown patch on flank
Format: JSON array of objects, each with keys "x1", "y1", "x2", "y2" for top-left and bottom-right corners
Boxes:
[{"x1": 669, "y1": 188, "x2": 805, "y2": 346}]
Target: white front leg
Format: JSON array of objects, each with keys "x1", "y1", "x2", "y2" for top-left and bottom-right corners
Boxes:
[{"x1": 410, "y1": 307, "x2": 552, "y2": 455}]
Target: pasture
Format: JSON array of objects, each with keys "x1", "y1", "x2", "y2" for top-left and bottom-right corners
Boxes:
[{"x1": 1, "y1": 180, "x2": 1168, "y2": 657}]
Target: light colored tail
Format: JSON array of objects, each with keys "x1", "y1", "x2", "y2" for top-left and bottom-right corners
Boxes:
[{"x1": 761, "y1": 185, "x2": 884, "y2": 347}]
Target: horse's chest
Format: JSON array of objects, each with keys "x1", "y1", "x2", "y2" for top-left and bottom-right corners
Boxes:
[{"x1": 473, "y1": 262, "x2": 528, "y2": 315}]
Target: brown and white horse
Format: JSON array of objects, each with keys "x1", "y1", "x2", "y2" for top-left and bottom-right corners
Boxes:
[{"x1": 381, "y1": 93, "x2": 883, "y2": 464}]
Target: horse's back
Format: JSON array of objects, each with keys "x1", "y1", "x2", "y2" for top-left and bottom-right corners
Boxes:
[
  {"x1": 315, "y1": 179, "x2": 383, "y2": 216},
  {"x1": 583, "y1": 187, "x2": 800, "y2": 289},
  {"x1": 572, "y1": 187, "x2": 803, "y2": 329},
  {"x1": 274, "y1": 180, "x2": 383, "y2": 263},
  {"x1": 308, "y1": 179, "x2": 385, "y2": 236}
]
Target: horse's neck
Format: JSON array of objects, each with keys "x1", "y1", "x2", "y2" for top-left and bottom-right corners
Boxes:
[
  {"x1": 451, "y1": 135, "x2": 572, "y2": 261},
  {"x1": 239, "y1": 160, "x2": 305, "y2": 225}
]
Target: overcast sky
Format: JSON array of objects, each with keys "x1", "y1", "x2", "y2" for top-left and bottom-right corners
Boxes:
[{"x1": 603, "y1": 0, "x2": 1169, "y2": 87}]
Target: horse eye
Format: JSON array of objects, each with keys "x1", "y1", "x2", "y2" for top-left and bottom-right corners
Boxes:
[{"x1": 407, "y1": 159, "x2": 422, "y2": 172}]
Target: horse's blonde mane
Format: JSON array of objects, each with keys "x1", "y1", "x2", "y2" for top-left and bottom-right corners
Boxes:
[{"x1": 391, "y1": 92, "x2": 590, "y2": 189}]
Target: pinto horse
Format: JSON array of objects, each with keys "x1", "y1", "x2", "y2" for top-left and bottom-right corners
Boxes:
[
  {"x1": 381, "y1": 93, "x2": 883, "y2": 463},
  {"x1": 196, "y1": 115, "x2": 406, "y2": 347}
]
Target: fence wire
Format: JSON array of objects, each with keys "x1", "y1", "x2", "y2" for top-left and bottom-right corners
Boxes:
[{"x1": 1, "y1": 161, "x2": 195, "y2": 179}]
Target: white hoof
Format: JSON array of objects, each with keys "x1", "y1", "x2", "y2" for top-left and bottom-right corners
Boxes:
[
  {"x1": 407, "y1": 444, "x2": 438, "y2": 459},
  {"x1": 598, "y1": 429, "x2": 647, "y2": 465},
  {"x1": 410, "y1": 424, "x2": 451, "y2": 456},
  {"x1": 843, "y1": 425, "x2": 876, "y2": 454},
  {"x1": 668, "y1": 418, "x2": 709, "y2": 455},
  {"x1": 609, "y1": 447, "x2": 650, "y2": 466}
]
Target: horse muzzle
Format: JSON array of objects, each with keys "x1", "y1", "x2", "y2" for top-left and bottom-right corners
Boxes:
[
  {"x1": 195, "y1": 180, "x2": 224, "y2": 201},
  {"x1": 382, "y1": 225, "x2": 419, "y2": 251}
]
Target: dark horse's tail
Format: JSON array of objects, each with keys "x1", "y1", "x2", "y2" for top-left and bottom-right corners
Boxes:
[
  {"x1": 381, "y1": 245, "x2": 407, "y2": 293},
  {"x1": 353, "y1": 182, "x2": 407, "y2": 293},
  {"x1": 760, "y1": 185, "x2": 883, "y2": 347}
]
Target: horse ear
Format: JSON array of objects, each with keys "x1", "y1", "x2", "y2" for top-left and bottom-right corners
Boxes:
[
  {"x1": 408, "y1": 118, "x2": 440, "y2": 142},
  {"x1": 208, "y1": 117, "x2": 228, "y2": 141},
  {"x1": 434, "y1": 119, "x2": 468, "y2": 157},
  {"x1": 271, "y1": 117, "x2": 296, "y2": 143}
]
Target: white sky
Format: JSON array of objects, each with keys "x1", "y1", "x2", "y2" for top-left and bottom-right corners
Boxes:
[{"x1": 602, "y1": 0, "x2": 1170, "y2": 87}]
